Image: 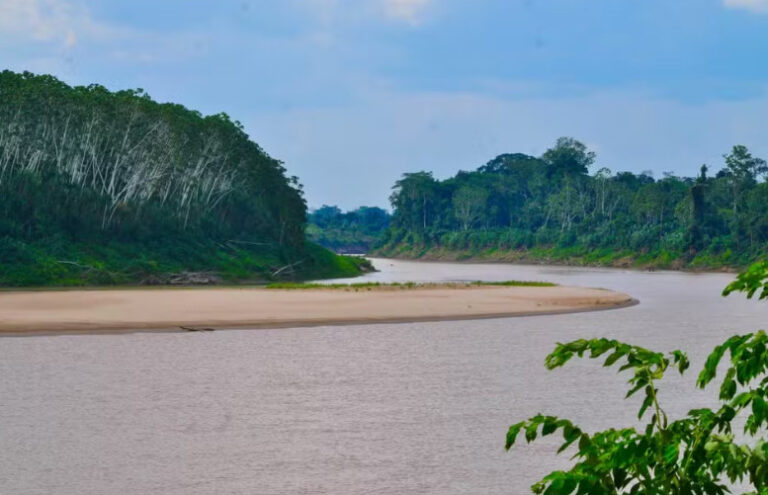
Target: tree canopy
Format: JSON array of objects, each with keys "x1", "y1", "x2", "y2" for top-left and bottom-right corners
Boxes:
[
  {"x1": 307, "y1": 205, "x2": 391, "y2": 253},
  {"x1": 0, "y1": 70, "x2": 364, "y2": 285},
  {"x1": 378, "y1": 137, "x2": 768, "y2": 269}
]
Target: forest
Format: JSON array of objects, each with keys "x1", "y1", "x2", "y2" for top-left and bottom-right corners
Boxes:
[
  {"x1": 0, "y1": 71, "x2": 367, "y2": 286},
  {"x1": 375, "y1": 137, "x2": 768, "y2": 269},
  {"x1": 307, "y1": 205, "x2": 390, "y2": 253}
]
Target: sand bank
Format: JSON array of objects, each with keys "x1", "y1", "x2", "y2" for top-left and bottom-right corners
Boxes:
[{"x1": 0, "y1": 285, "x2": 635, "y2": 336}]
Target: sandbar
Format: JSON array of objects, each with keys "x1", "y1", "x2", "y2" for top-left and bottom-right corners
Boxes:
[{"x1": 0, "y1": 285, "x2": 636, "y2": 336}]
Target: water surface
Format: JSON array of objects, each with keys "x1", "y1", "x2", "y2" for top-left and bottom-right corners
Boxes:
[{"x1": 1, "y1": 259, "x2": 764, "y2": 494}]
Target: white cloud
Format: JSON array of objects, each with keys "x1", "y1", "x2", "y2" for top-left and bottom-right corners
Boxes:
[
  {"x1": 383, "y1": 0, "x2": 432, "y2": 24},
  {"x1": 0, "y1": 0, "x2": 208, "y2": 75},
  {"x1": 0, "y1": 0, "x2": 135, "y2": 51},
  {"x1": 0, "y1": 0, "x2": 90, "y2": 47},
  {"x1": 296, "y1": 0, "x2": 434, "y2": 25},
  {"x1": 247, "y1": 87, "x2": 768, "y2": 209},
  {"x1": 723, "y1": 0, "x2": 768, "y2": 13}
]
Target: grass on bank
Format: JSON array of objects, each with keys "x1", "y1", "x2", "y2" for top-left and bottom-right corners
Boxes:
[
  {"x1": 265, "y1": 280, "x2": 556, "y2": 290},
  {"x1": 0, "y1": 237, "x2": 371, "y2": 287}
]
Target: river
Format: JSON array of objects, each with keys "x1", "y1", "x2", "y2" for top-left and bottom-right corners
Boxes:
[{"x1": 1, "y1": 259, "x2": 764, "y2": 494}]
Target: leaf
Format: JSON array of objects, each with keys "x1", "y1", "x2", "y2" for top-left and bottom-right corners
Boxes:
[
  {"x1": 526, "y1": 422, "x2": 539, "y2": 443},
  {"x1": 544, "y1": 475, "x2": 577, "y2": 495},
  {"x1": 625, "y1": 380, "x2": 646, "y2": 399},
  {"x1": 557, "y1": 425, "x2": 582, "y2": 454},
  {"x1": 723, "y1": 261, "x2": 768, "y2": 300},
  {"x1": 506, "y1": 422, "x2": 524, "y2": 450},
  {"x1": 542, "y1": 418, "x2": 558, "y2": 436},
  {"x1": 671, "y1": 350, "x2": 690, "y2": 374},
  {"x1": 663, "y1": 443, "x2": 679, "y2": 464},
  {"x1": 720, "y1": 368, "x2": 737, "y2": 400},
  {"x1": 731, "y1": 391, "x2": 754, "y2": 409},
  {"x1": 752, "y1": 395, "x2": 767, "y2": 426},
  {"x1": 578, "y1": 433, "x2": 590, "y2": 451},
  {"x1": 589, "y1": 338, "x2": 614, "y2": 358},
  {"x1": 698, "y1": 344, "x2": 728, "y2": 388},
  {"x1": 638, "y1": 389, "x2": 654, "y2": 420},
  {"x1": 604, "y1": 349, "x2": 626, "y2": 367}
]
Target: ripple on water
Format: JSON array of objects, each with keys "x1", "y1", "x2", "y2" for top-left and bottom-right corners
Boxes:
[{"x1": 0, "y1": 259, "x2": 760, "y2": 494}]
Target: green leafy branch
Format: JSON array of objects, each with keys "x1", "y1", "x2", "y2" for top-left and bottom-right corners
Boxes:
[
  {"x1": 507, "y1": 335, "x2": 768, "y2": 494},
  {"x1": 505, "y1": 262, "x2": 768, "y2": 494},
  {"x1": 723, "y1": 261, "x2": 768, "y2": 300}
]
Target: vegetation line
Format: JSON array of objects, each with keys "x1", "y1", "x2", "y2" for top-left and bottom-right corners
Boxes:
[
  {"x1": 265, "y1": 280, "x2": 556, "y2": 289},
  {"x1": 0, "y1": 70, "x2": 368, "y2": 286},
  {"x1": 310, "y1": 137, "x2": 768, "y2": 271}
]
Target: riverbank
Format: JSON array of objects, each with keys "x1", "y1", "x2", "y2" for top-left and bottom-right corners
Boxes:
[
  {"x1": 0, "y1": 284, "x2": 635, "y2": 336},
  {"x1": 0, "y1": 240, "x2": 372, "y2": 287},
  {"x1": 372, "y1": 245, "x2": 742, "y2": 272}
]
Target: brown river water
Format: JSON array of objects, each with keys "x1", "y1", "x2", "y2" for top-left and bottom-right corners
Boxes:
[{"x1": 1, "y1": 258, "x2": 765, "y2": 494}]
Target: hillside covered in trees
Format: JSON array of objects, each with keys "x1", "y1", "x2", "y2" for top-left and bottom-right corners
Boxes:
[
  {"x1": 307, "y1": 206, "x2": 390, "y2": 253},
  {"x1": 0, "y1": 71, "x2": 367, "y2": 286},
  {"x1": 375, "y1": 137, "x2": 768, "y2": 269}
]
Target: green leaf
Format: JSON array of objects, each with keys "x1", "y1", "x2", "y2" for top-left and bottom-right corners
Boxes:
[
  {"x1": 698, "y1": 344, "x2": 727, "y2": 388},
  {"x1": 625, "y1": 380, "x2": 646, "y2": 399},
  {"x1": 638, "y1": 389, "x2": 654, "y2": 420},
  {"x1": 671, "y1": 350, "x2": 690, "y2": 374},
  {"x1": 663, "y1": 443, "x2": 679, "y2": 464},
  {"x1": 526, "y1": 422, "x2": 539, "y2": 443},
  {"x1": 603, "y1": 349, "x2": 626, "y2": 367},
  {"x1": 542, "y1": 418, "x2": 558, "y2": 436},
  {"x1": 557, "y1": 425, "x2": 582, "y2": 454},
  {"x1": 720, "y1": 368, "x2": 737, "y2": 400},
  {"x1": 752, "y1": 395, "x2": 767, "y2": 425},
  {"x1": 506, "y1": 422, "x2": 524, "y2": 450}
]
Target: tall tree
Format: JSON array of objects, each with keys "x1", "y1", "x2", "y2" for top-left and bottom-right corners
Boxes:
[
  {"x1": 541, "y1": 137, "x2": 596, "y2": 178},
  {"x1": 724, "y1": 145, "x2": 767, "y2": 243},
  {"x1": 452, "y1": 185, "x2": 489, "y2": 231},
  {"x1": 390, "y1": 172, "x2": 438, "y2": 233}
]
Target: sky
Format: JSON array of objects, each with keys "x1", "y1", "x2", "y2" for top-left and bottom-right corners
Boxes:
[{"x1": 2, "y1": 0, "x2": 768, "y2": 210}]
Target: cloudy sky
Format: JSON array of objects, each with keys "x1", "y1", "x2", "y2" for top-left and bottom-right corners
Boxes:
[{"x1": 2, "y1": 0, "x2": 768, "y2": 209}]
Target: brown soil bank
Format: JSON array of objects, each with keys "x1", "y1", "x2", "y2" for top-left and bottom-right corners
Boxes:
[
  {"x1": 372, "y1": 247, "x2": 741, "y2": 272},
  {"x1": 0, "y1": 285, "x2": 636, "y2": 336}
]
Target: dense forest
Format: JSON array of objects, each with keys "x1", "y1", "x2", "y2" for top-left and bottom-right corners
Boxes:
[
  {"x1": 375, "y1": 137, "x2": 768, "y2": 269},
  {"x1": 307, "y1": 205, "x2": 390, "y2": 253},
  {"x1": 0, "y1": 71, "x2": 367, "y2": 286}
]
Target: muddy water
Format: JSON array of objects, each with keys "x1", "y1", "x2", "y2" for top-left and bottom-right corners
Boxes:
[{"x1": 1, "y1": 259, "x2": 763, "y2": 494}]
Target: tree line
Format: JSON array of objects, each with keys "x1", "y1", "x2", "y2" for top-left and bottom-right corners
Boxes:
[
  {"x1": 377, "y1": 137, "x2": 768, "y2": 268},
  {"x1": 0, "y1": 71, "x2": 364, "y2": 285},
  {"x1": 307, "y1": 205, "x2": 390, "y2": 253}
]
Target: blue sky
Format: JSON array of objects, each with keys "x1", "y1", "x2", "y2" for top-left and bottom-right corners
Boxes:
[{"x1": 2, "y1": 0, "x2": 768, "y2": 209}]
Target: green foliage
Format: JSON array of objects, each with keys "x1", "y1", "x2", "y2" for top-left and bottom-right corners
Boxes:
[
  {"x1": 267, "y1": 281, "x2": 412, "y2": 290},
  {"x1": 307, "y1": 205, "x2": 390, "y2": 253},
  {"x1": 379, "y1": 138, "x2": 768, "y2": 269},
  {"x1": 506, "y1": 263, "x2": 768, "y2": 494},
  {"x1": 470, "y1": 280, "x2": 555, "y2": 287},
  {"x1": 296, "y1": 243, "x2": 374, "y2": 280},
  {"x1": 0, "y1": 237, "x2": 363, "y2": 286},
  {"x1": 723, "y1": 261, "x2": 768, "y2": 300},
  {"x1": 0, "y1": 70, "x2": 363, "y2": 285},
  {"x1": 265, "y1": 280, "x2": 553, "y2": 289},
  {"x1": 541, "y1": 137, "x2": 596, "y2": 178}
]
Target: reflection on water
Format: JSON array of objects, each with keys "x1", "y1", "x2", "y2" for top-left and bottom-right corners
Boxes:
[{"x1": 0, "y1": 259, "x2": 763, "y2": 494}]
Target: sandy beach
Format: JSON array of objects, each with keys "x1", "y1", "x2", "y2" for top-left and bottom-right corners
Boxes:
[{"x1": 0, "y1": 285, "x2": 635, "y2": 336}]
